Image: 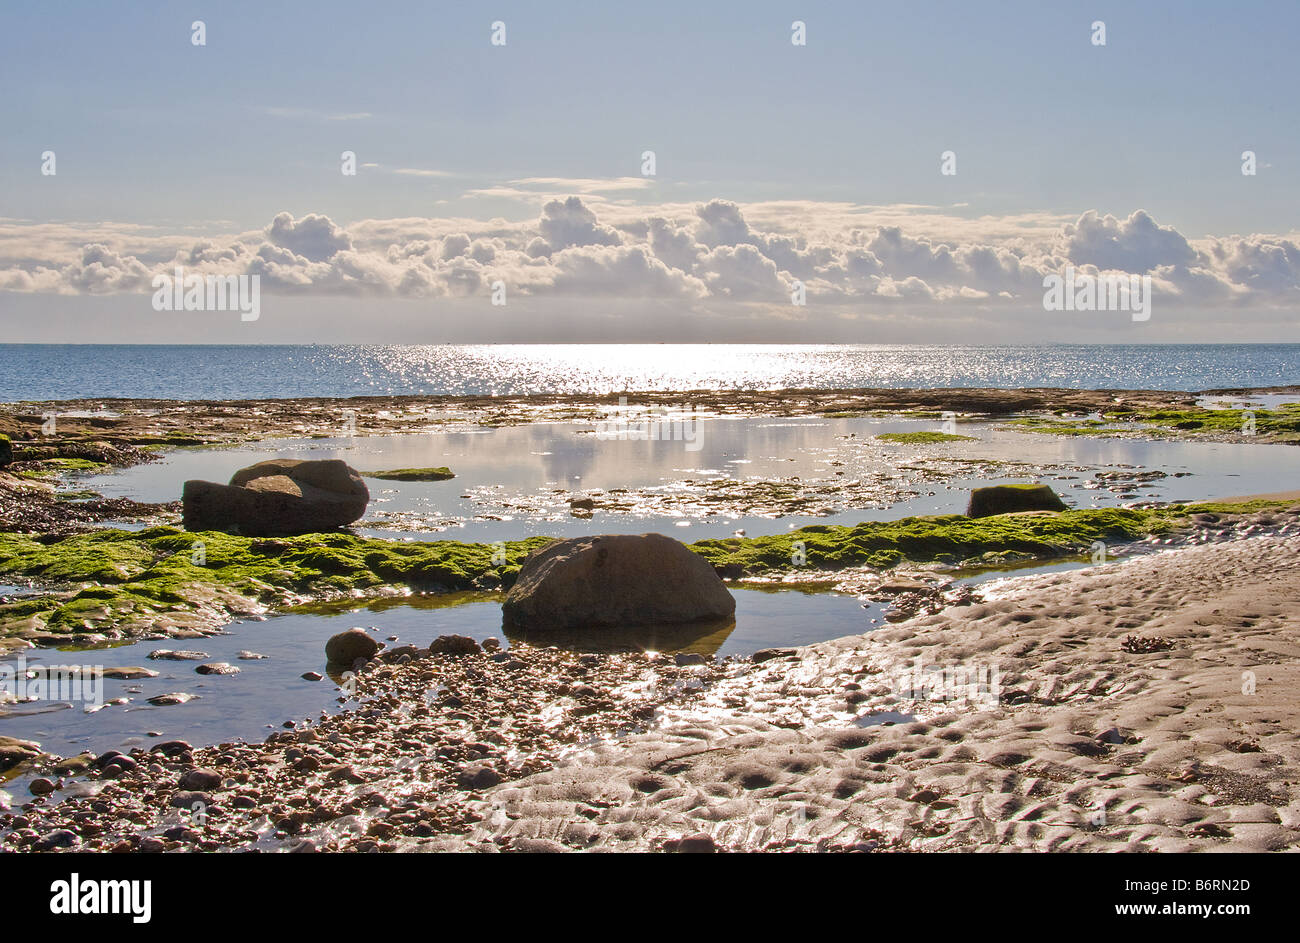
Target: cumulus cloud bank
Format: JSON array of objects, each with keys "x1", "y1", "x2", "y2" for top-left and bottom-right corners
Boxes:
[{"x1": 2, "y1": 199, "x2": 1298, "y2": 313}]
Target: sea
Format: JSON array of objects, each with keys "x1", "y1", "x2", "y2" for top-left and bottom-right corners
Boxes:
[{"x1": 1, "y1": 343, "x2": 1298, "y2": 401}]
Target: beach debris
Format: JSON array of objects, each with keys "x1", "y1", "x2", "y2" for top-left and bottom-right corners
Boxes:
[
  {"x1": 1121, "y1": 634, "x2": 1175, "y2": 654},
  {"x1": 182, "y1": 458, "x2": 369, "y2": 536}
]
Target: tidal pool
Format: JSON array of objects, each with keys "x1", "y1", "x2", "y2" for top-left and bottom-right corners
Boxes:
[
  {"x1": 0, "y1": 587, "x2": 875, "y2": 760},
  {"x1": 77, "y1": 415, "x2": 1299, "y2": 543}
]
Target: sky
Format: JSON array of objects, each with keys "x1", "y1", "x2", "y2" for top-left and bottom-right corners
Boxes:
[{"x1": 1, "y1": 0, "x2": 1298, "y2": 343}]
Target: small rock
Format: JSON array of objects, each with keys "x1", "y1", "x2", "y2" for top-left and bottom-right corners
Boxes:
[
  {"x1": 325, "y1": 628, "x2": 380, "y2": 666},
  {"x1": 101, "y1": 666, "x2": 159, "y2": 680},
  {"x1": 138, "y1": 836, "x2": 166, "y2": 853},
  {"x1": 301, "y1": 671, "x2": 324, "y2": 681},
  {"x1": 673, "y1": 832, "x2": 717, "y2": 854},
  {"x1": 147, "y1": 650, "x2": 210, "y2": 661},
  {"x1": 147, "y1": 692, "x2": 197, "y2": 706},
  {"x1": 195, "y1": 662, "x2": 240, "y2": 676},
  {"x1": 28, "y1": 777, "x2": 56, "y2": 796},
  {"x1": 151, "y1": 739, "x2": 193, "y2": 756},
  {"x1": 171, "y1": 790, "x2": 213, "y2": 809},
  {"x1": 178, "y1": 768, "x2": 223, "y2": 791},
  {"x1": 752, "y1": 648, "x2": 797, "y2": 664},
  {"x1": 457, "y1": 765, "x2": 502, "y2": 790},
  {"x1": 674, "y1": 652, "x2": 707, "y2": 667},
  {"x1": 429, "y1": 634, "x2": 481, "y2": 656},
  {"x1": 33, "y1": 830, "x2": 77, "y2": 851}
]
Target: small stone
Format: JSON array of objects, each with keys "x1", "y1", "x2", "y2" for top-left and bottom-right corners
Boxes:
[
  {"x1": 28, "y1": 777, "x2": 56, "y2": 796},
  {"x1": 457, "y1": 765, "x2": 502, "y2": 790},
  {"x1": 301, "y1": 671, "x2": 324, "y2": 681},
  {"x1": 171, "y1": 790, "x2": 213, "y2": 809},
  {"x1": 138, "y1": 836, "x2": 166, "y2": 853},
  {"x1": 325, "y1": 628, "x2": 381, "y2": 666},
  {"x1": 236, "y1": 651, "x2": 269, "y2": 660},
  {"x1": 147, "y1": 692, "x2": 197, "y2": 706},
  {"x1": 101, "y1": 666, "x2": 160, "y2": 680},
  {"x1": 429, "y1": 634, "x2": 481, "y2": 656},
  {"x1": 147, "y1": 650, "x2": 210, "y2": 661},
  {"x1": 33, "y1": 829, "x2": 77, "y2": 851},
  {"x1": 481, "y1": 638, "x2": 501, "y2": 652},
  {"x1": 674, "y1": 652, "x2": 707, "y2": 667},
  {"x1": 195, "y1": 662, "x2": 240, "y2": 676},
  {"x1": 178, "y1": 768, "x2": 223, "y2": 791},
  {"x1": 674, "y1": 832, "x2": 717, "y2": 854},
  {"x1": 751, "y1": 647, "x2": 797, "y2": 664},
  {"x1": 151, "y1": 740, "x2": 193, "y2": 756}
]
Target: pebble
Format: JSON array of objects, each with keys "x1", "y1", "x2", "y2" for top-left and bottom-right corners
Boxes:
[
  {"x1": 301, "y1": 671, "x2": 324, "y2": 681},
  {"x1": 147, "y1": 650, "x2": 210, "y2": 661},
  {"x1": 178, "y1": 768, "x2": 223, "y2": 791},
  {"x1": 28, "y1": 777, "x2": 56, "y2": 796},
  {"x1": 195, "y1": 662, "x2": 240, "y2": 676},
  {"x1": 147, "y1": 692, "x2": 197, "y2": 706}
]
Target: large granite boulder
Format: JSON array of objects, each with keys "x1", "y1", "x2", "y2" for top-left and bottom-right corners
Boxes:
[
  {"x1": 502, "y1": 533, "x2": 736, "y2": 631},
  {"x1": 967, "y1": 483, "x2": 1068, "y2": 518},
  {"x1": 182, "y1": 459, "x2": 368, "y2": 536}
]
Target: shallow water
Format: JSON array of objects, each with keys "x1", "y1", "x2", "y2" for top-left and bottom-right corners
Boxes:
[
  {"x1": 0, "y1": 587, "x2": 875, "y2": 759},
  {"x1": 79, "y1": 415, "x2": 1300, "y2": 542}
]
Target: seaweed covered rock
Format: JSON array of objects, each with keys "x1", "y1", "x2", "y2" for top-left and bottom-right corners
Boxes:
[
  {"x1": 502, "y1": 533, "x2": 735, "y2": 631},
  {"x1": 182, "y1": 459, "x2": 368, "y2": 536},
  {"x1": 967, "y1": 483, "x2": 1067, "y2": 518}
]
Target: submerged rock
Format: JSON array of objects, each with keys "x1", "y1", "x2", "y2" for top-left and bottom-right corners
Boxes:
[
  {"x1": 966, "y1": 483, "x2": 1068, "y2": 518},
  {"x1": 182, "y1": 458, "x2": 368, "y2": 537},
  {"x1": 502, "y1": 533, "x2": 736, "y2": 631}
]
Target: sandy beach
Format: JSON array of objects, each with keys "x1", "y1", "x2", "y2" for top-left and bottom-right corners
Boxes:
[{"x1": 457, "y1": 527, "x2": 1300, "y2": 852}]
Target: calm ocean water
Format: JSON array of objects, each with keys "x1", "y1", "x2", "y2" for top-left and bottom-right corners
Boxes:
[{"x1": 2, "y1": 344, "x2": 1298, "y2": 401}]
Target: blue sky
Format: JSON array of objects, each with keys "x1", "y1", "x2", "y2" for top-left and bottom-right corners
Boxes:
[{"x1": 1, "y1": 1, "x2": 1298, "y2": 342}]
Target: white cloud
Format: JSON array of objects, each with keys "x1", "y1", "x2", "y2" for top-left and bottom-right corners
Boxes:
[{"x1": 1, "y1": 201, "x2": 1297, "y2": 317}]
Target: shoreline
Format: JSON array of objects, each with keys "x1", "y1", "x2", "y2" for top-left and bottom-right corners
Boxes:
[{"x1": 5, "y1": 529, "x2": 1298, "y2": 852}]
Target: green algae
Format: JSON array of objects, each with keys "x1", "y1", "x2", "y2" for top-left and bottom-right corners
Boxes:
[
  {"x1": 689, "y1": 507, "x2": 1181, "y2": 575},
  {"x1": 1007, "y1": 406, "x2": 1300, "y2": 441},
  {"x1": 363, "y1": 467, "x2": 456, "y2": 481},
  {"x1": 2, "y1": 497, "x2": 1296, "y2": 640},
  {"x1": 875, "y1": 431, "x2": 976, "y2": 444},
  {"x1": 0, "y1": 528, "x2": 550, "y2": 636}
]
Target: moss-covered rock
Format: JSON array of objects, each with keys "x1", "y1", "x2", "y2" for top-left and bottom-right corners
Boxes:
[
  {"x1": 875, "y1": 431, "x2": 976, "y2": 444},
  {"x1": 967, "y1": 483, "x2": 1068, "y2": 517},
  {"x1": 363, "y1": 467, "x2": 455, "y2": 481}
]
